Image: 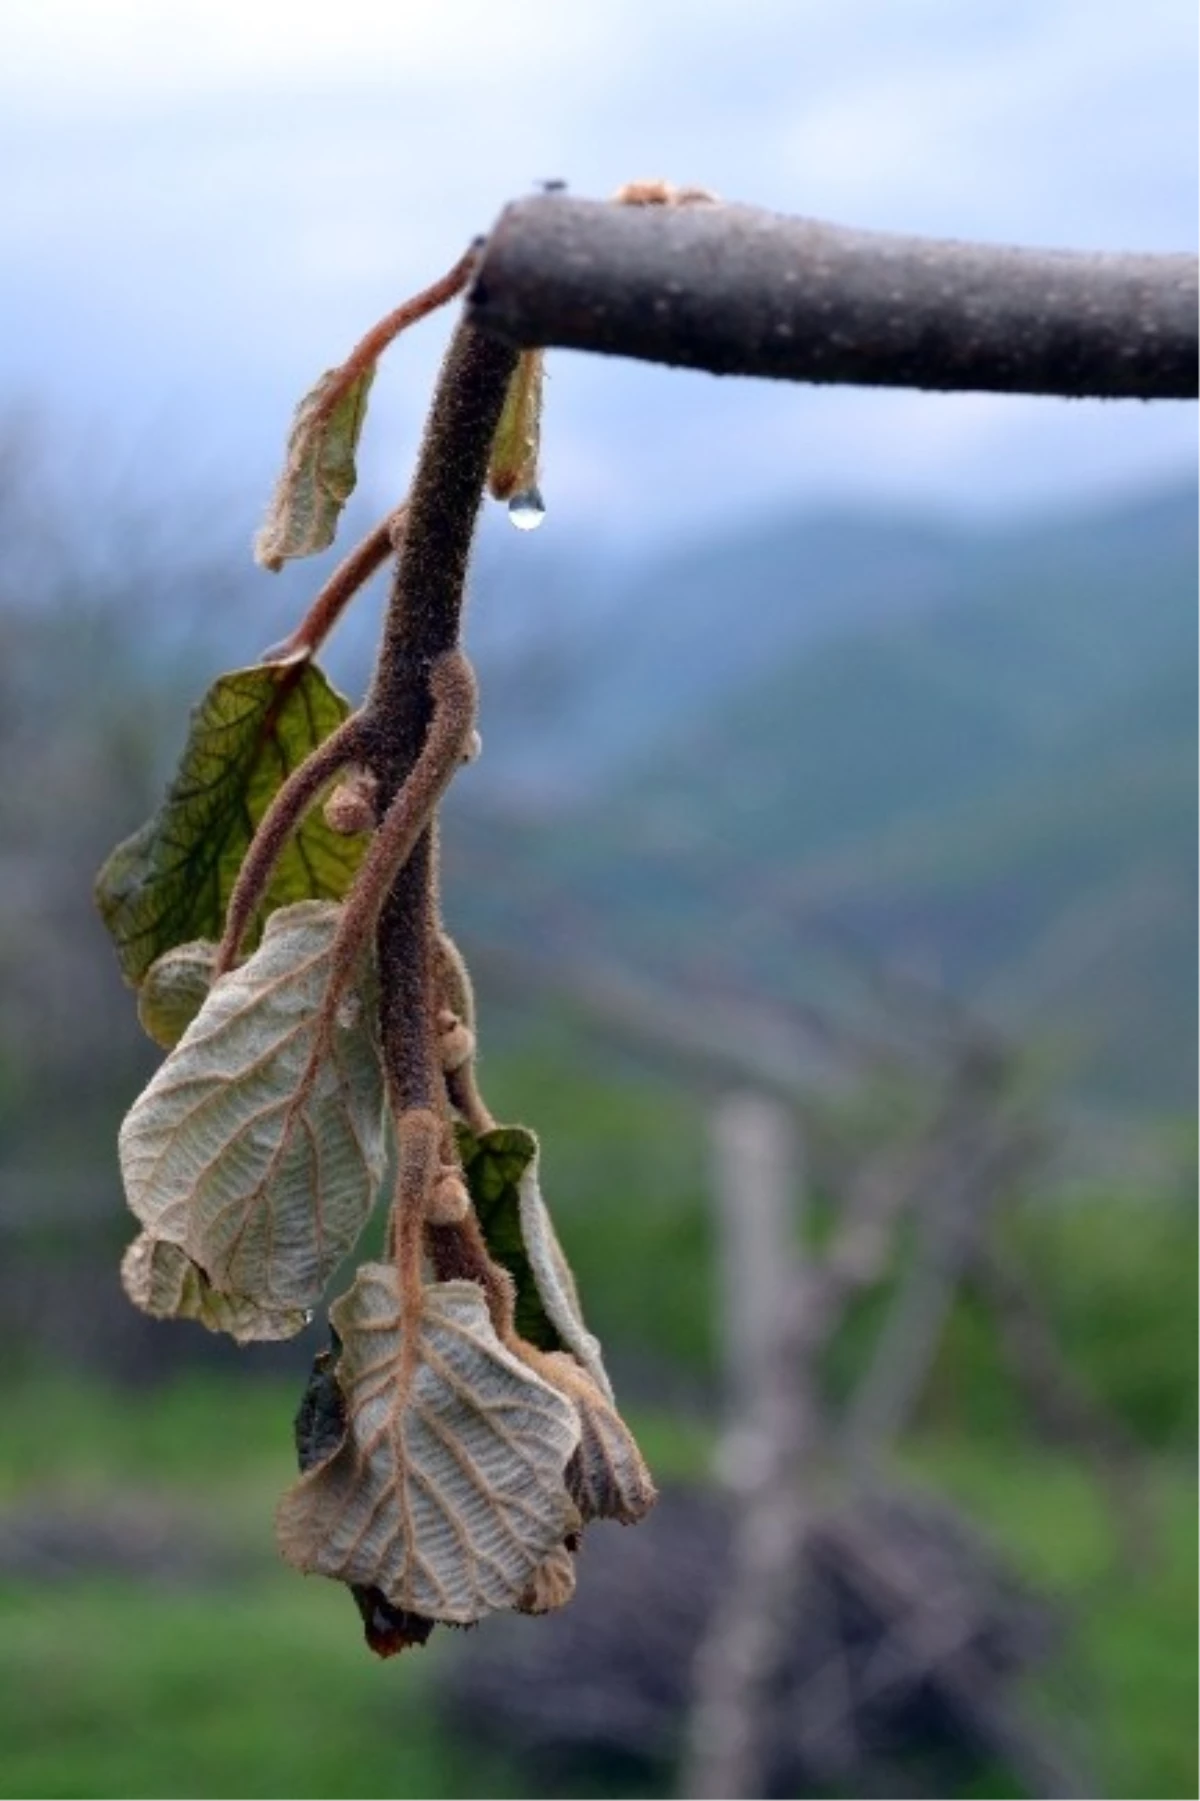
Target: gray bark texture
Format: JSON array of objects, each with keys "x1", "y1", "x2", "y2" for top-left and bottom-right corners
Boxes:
[{"x1": 469, "y1": 196, "x2": 1198, "y2": 400}]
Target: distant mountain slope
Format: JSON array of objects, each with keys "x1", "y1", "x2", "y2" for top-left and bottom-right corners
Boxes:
[{"x1": 448, "y1": 480, "x2": 1197, "y2": 1113}]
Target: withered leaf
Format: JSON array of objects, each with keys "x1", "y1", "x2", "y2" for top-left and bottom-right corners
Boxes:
[
  {"x1": 294, "y1": 1337, "x2": 437, "y2": 1657},
  {"x1": 548, "y1": 1355, "x2": 658, "y2": 1526},
  {"x1": 276, "y1": 1267, "x2": 581, "y2": 1623},
  {"x1": 119, "y1": 902, "x2": 387, "y2": 1327},
  {"x1": 96, "y1": 661, "x2": 365, "y2": 987},
  {"x1": 121, "y1": 1231, "x2": 307, "y2": 1343},
  {"x1": 136, "y1": 941, "x2": 216, "y2": 1049},
  {"x1": 458, "y1": 1124, "x2": 611, "y2": 1399},
  {"x1": 255, "y1": 366, "x2": 375, "y2": 569},
  {"x1": 487, "y1": 349, "x2": 543, "y2": 503},
  {"x1": 516, "y1": 1541, "x2": 577, "y2": 1616}
]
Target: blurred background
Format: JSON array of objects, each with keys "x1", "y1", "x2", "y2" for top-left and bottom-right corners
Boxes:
[{"x1": 0, "y1": 3, "x2": 1195, "y2": 1797}]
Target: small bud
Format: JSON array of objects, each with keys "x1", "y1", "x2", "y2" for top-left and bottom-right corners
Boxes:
[
  {"x1": 461, "y1": 728, "x2": 482, "y2": 764},
  {"x1": 438, "y1": 1013, "x2": 476, "y2": 1073},
  {"x1": 426, "y1": 1172, "x2": 470, "y2": 1225},
  {"x1": 323, "y1": 768, "x2": 379, "y2": 836}
]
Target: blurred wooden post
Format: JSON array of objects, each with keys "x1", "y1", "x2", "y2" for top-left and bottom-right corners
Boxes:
[
  {"x1": 683, "y1": 1089, "x2": 808, "y2": 1800},
  {"x1": 711, "y1": 1090, "x2": 798, "y2": 1429}
]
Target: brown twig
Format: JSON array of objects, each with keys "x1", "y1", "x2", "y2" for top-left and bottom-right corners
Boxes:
[
  {"x1": 308, "y1": 246, "x2": 480, "y2": 434},
  {"x1": 261, "y1": 505, "x2": 407, "y2": 665}
]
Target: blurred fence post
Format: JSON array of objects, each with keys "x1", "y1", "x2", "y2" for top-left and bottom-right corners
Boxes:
[
  {"x1": 683, "y1": 1089, "x2": 810, "y2": 1801},
  {"x1": 711, "y1": 1090, "x2": 798, "y2": 1428}
]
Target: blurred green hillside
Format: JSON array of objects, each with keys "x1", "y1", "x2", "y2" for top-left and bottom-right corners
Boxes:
[{"x1": 451, "y1": 481, "x2": 1196, "y2": 1113}]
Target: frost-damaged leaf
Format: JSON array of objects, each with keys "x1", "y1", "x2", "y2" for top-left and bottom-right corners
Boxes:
[
  {"x1": 96, "y1": 661, "x2": 365, "y2": 986},
  {"x1": 294, "y1": 1339, "x2": 436, "y2": 1656},
  {"x1": 516, "y1": 1542, "x2": 577, "y2": 1616},
  {"x1": 119, "y1": 902, "x2": 386, "y2": 1323},
  {"x1": 457, "y1": 1125, "x2": 555, "y2": 1350},
  {"x1": 121, "y1": 1232, "x2": 306, "y2": 1343},
  {"x1": 136, "y1": 941, "x2": 216, "y2": 1049},
  {"x1": 487, "y1": 350, "x2": 543, "y2": 502},
  {"x1": 276, "y1": 1267, "x2": 581, "y2": 1624},
  {"x1": 458, "y1": 1124, "x2": 613, "y2": 1400},
  {"x1": 255, "y1": 366, "x2": 375, "y2": 569},
  {"x1": 547, "y1": 1354, "x2": 658, "y2": 1526}
]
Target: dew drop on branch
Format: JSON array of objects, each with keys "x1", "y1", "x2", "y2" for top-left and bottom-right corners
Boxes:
[{"x1": 508, "y1": 488, "x2": 546, "y2": 532}]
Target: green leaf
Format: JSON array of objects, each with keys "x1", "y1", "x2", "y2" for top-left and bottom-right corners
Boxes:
[
  {"x1": 458, "y1": 1124, "x2": 611, "y2": 1397},
  {"x1": 457, "y1": 1124, "x2": 557, "y2": 1352},
  {"x1": 276, "y1": 1268, "x2": 580, "y2": 1624},
  {"x1": 95, "y1": 661, "x2": 365, "y2": 987},
  {"x1": 119, "y1": 902, "x2": 388, "y2": 1326},
  {"x1": 255, "y1": 365, "x2": 375, "y2": 569}
]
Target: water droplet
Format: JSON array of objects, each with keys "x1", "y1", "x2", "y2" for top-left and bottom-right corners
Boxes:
[
  {"x1": 336, "y1": 994, "x2": 362, "y2": 1030},
  {"x1": 508, "y1": 486, "x2": 545, "y2": 531},
  {"x1": 302, "y1": 1309, "x2": 315, "y2": 1326}
]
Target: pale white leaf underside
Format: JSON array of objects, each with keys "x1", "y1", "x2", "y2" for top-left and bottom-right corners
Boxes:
[
  {"x1": 119, "y1": 901, "x2": 386, "y2": 1323},
  {"x1": 277, "y1": 1268, "x2": 581, "y2": 1622}
]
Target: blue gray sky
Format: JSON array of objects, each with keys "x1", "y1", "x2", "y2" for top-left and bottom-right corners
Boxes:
[{"x1": 1, "y1": 0, "x2": 1195, "y2": 551}]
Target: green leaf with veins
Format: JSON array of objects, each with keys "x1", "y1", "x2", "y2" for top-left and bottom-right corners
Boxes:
[
  {"x1": 255, "y1": 366, "x2": 375, "y2": 568},
  {"x1": 95, "y1": 661, "x2": 364, "y2": 986},
  {"x1": 457, "y1": 1124, "x2": 559, "y2": 1351}
]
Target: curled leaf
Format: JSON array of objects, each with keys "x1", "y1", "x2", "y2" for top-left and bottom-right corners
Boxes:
[
  {"x1": 96, "y1": 661, "x2": 365, "y2": 987},
  {"x1": 276, "y1": 1267, "x2": 581, "y2": 1623},
  {"x1": 119, "y1": 902, "x2": 387, "y2": 1325},
  {"x1": 255, "y1": 366, "x2": 375, "y2": 569},
  {"x1": 487, "y1": 350, "x2": 543, "y2": 503},
  {"x1": 121, "y1": 1232, "x2": 306, "y2": 1343},
  {"x1": 136, "y1": 941, "x2": 216, "y2": 1049},
  {"x1": 548, "y1": 1355, "x2": 657, "y2": 1525},
  {"x1": 458, "y1": 1124, "x2": 612, "y2": 1400}
]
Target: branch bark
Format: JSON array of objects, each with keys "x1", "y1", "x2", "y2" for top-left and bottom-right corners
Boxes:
[{"x1": 469, "y1": 196, "x2": 1198, "y2": 400}]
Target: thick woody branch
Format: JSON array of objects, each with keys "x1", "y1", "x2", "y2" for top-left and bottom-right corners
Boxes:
[{"x1": 469, "y1": 197, "x2": 1198, "y2": 400}]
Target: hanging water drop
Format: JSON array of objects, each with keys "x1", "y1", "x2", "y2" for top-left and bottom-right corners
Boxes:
[{"x1": 508, "y1": 487, "x2": 546, "y2": 531}]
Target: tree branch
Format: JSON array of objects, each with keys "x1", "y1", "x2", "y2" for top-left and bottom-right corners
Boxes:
[{"x1": 469, "y1": 196, "x2": 1198, "y2": 400}]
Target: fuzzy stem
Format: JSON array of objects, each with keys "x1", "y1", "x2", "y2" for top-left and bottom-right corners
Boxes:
[
  {"x1": 364, "y1": 321, "x2": 520, "y2": 783},
  {"x1": 214, "y1": 714, "x2": 363, "y2": 975}
]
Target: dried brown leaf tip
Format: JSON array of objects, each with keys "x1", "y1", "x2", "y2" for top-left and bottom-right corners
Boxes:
[{"x1": 488, "y1": 349, "x2": 544, "y2": 505}]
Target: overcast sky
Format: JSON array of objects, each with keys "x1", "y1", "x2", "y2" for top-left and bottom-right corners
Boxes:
[{"x1": 1, "y1": 0, "x2": 1195, "y2": 553}]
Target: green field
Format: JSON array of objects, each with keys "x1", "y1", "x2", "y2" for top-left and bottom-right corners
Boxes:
[{"x1": 0, "y1": 1377, "x2": 1193, "y2": 1800}]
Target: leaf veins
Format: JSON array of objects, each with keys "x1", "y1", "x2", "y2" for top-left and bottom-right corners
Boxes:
[
  {"x1": 96, "y1": 660, "x2": 365, "y2": 987},
  {"x1": 119, "y1": 902, "x2": 387, "y2": 1327},
  {"x1": 276, "y1": 1267, "x2": 581, "y2": 1623}
]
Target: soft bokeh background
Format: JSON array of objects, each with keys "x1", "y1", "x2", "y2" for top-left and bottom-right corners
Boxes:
[{"x1": 0, "y1": 4, "x2": 1195, "y2": 1798}]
